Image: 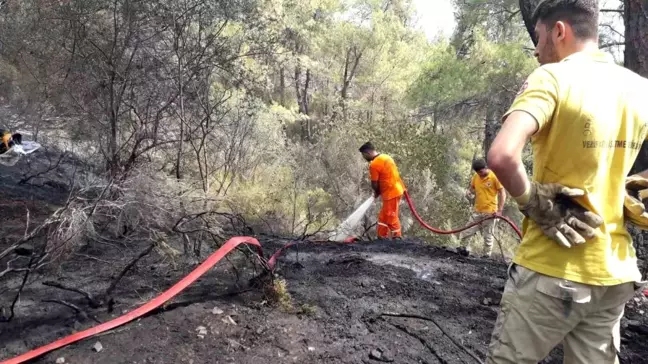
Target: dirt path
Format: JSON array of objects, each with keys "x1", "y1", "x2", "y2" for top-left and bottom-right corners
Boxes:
[{"x1": 2, "y1": 237, "x2": 648, "y2": 364}]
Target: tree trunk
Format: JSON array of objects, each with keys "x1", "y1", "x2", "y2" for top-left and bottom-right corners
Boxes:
[
  {"x1": 304, "y1": 69, "x2": 311, "y2": 140},
  {"x1": 624, "y1": 0, "x2": 648, "y2": 276},
  {"x1": 483, "y1": 106, "x2": 499, "y2": 156},
  {"x1": 279, "y1": 67, "x2": 286, "y2": 107},
  {"x1": 624, "y1": 0, "x2": 648, "y2": 78},
  {"x1": 174, "y1": 16, "x2": 184, "y2": 180},
  {"x1": 625, "y1": 0, "x2": 648, "y2": 174},
  {"x1": 294, "y1": 63, "x2": 311, "y2": 140},
  {"x1": 108, "y1": 69, "x2": 120, "y2": 176}
]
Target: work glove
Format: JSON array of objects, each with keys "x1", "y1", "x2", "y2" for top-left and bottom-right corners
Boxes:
[
  {"x1": 624, "y1": 174, "x2": 648, "y2": 230},
  {"x1": 518, "y1": 182, "x2": 604, "y2": 248}
]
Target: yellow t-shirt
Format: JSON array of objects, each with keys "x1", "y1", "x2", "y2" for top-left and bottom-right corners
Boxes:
[
  {"x1": 503, "y1": 50, "x2": 648, "y2": 286},
  {"x1": 369, "y1": 154, "x2": 405, "y2": 201},
  {"x1": 471, "y1": 170, "x2": 503, "y2": 213}
]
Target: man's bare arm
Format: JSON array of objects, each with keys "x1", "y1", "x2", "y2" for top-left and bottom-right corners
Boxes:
[
  {"x1": 635, "y1": 169, "x2": 648, "y2": 179},
  {"x1": 487, "y1": 111, "x2": 538, "y2": 204},
  {"x1": 465, "y1": 185, "x2": 475, "y2": 197},
  {"x1": 371, "y1": 181, "x2": 380, "y2": 198},
  {"x1": 497, "y1": 188, "x2": 507, "y2": 212}
]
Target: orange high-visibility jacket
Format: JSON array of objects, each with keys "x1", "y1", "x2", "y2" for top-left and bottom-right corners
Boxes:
[{"x1": 369, "y1": 154, "x2": 405, "y2": 200}]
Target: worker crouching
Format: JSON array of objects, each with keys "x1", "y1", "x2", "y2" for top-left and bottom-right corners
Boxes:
[{"x1": 359, "y1": 142, "x2": 405, "y2": 240}]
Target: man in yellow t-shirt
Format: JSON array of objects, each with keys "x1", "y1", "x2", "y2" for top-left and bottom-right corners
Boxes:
[
  {"x1": 457, "y1": 158, "x2": 506, "y2": 257},
  {"x1": 485, "y1": 1, "x2": 648, "y2": 362}
]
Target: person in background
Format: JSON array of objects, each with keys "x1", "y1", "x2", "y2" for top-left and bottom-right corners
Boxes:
[
  {"x1": 456, "y1": 158, "x2": 506, "y2": 258},
  {"x1": 359, "y1": 142, "x2": 406, "y2": 240},
  {"x1": 485, "y1": 0, "x2": 648, "y2": 362}
]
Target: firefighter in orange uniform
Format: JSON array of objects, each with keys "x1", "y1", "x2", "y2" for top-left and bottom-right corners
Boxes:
[{"x1": 359, "y1": 142, "x2": 406, "y2": 240}]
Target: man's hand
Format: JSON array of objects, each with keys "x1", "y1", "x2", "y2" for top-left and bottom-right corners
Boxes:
[
  {"x1": 518, "y1": 182, "x2": 604, "y2": 248},
  {"x1": 624, "y1": 174, "x2": 648, "y2": 230}
]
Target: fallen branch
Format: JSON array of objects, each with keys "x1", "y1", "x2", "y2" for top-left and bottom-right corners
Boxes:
[
  {"x1": 42, "y1": 299, "x2": 101, "y2": 323},
  {"x1": 93, "y1": 326, "x2": 132, "y2": 339},
  {"x1": 0, "y1": 256, "x2": 26, "y2": 279},
  {"x1": 385, "y1": 321, "x2": 448, "y2": 364},
  {"x1": 0, "y1": 256, "x2": 34, "y2": 322},
  {"x1": 0, "y1": 243, "x2": 19, "y2": 262},
  {"x1": 103, "y1": 243, "x2": 155, "y2": 303},
  {"x1": 23, "y1": 206, "x2": 30, "y2": 238},
  {"x1": 42, "y1": 281, "x2": 102, "y2": 308},
  {"x1": 359, "y1": 221, "x2": 377, "y2": 241},
  {"x1": 73, "y1": 253, "x2": 113, "y2": 264},
  {"x1": 0, "y1": 208, "x2": 32, "y2": 262},
  {"x1": 19, "y1": 151, "x2": 68, "y2": 185},
  {"x1": 380, "y1": 312, "x2": 485, "y2": 364}
]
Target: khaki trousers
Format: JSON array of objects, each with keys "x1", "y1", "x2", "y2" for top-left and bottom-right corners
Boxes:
[
  {"x1": 486, "y1": 264, "x2": 637, "y2": 364},
  {"x1": 459, "y1": 212, "x2": 496, "y2": 254}
]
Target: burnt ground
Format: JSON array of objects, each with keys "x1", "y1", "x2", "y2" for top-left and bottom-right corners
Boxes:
[
  {"x1": 1, "y1": 232, "x2": 648, "y2": 364},
  {"x1": 1, "y1": 151, "x2": 648, "y2": 363}
]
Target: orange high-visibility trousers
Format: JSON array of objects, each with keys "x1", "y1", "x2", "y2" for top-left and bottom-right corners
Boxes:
[{"x1": 377, "y1": 195, "x2": 402, "y2": 238}]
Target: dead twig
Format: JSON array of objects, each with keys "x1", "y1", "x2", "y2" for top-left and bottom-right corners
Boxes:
[
  {"x1": 0, "y1": 256, "x2": 34, "y2": 322},
  {"x1": 94, "y1": 326, "x2": 132, "y2": 338},
  {"x1": 23, "y1": 206, "x2": 30, "y2": 238},
  {"x1": 103, "y1": 242, "x2": 155, "y2": 303},
  {"x1": 73, "y1": 253, "x2": 113, "y2": 264},
  {"x1": 42, "y1": 281, "x2": 102, "y2": 308},
  {"x1": 385, "y1": 320, "x2": 448, "y2": 364},
  {"x1": 19, "y1": 151, "x2": 68, "y2": 185},
  {"x1": 0, "y1": 244, "x2": 19, "y2": 262},
  {"x1": 380, "y1": 312, "x2": 485, "y2": 364},
  {"x1": 42, "y1": 299, "x2": 101, "y2": 323},
  {"x1": 0, "y1": 256, "x2": 27, "y2": 279},
  {"x1": 360, "y1": 221, "x2": 377, "y2": 241}
]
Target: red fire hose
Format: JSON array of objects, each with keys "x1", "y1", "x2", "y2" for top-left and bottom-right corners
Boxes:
[
  {"x1": 403, "y1": 191, "x2": 523, "y2": 239},
  {"x1": 266, "y1": 192, "x2": 523, "y2": 261},
  {"x1": 0, "y1": 237, "x2": 266, "y2": 364}
]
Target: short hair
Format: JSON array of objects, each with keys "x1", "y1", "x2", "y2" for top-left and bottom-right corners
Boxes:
[
  {"x1": 472, "y1": 158, "x2": 487, "y2": 172},
  {"x1": 359, "y1": 142, "x2": 375, "y2": 153},
  {"x1": 531, "y1": 0, "x2": 599, "y2": 40}
]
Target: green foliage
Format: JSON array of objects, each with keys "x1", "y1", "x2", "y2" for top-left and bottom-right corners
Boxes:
[
  {"x1": 409, "y1": 30, "x2": 536, "y2": 119},
  {"x1": 228, "y1": 164, "x2": 338, "y2": 237},
  {"x1": 0, "y1": 0, "x2": 542, "y2": 246}
]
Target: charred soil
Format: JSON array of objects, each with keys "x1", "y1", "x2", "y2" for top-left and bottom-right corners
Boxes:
[{"x1": 2, "y1": 231, "x2": 648, "y2": 364}]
